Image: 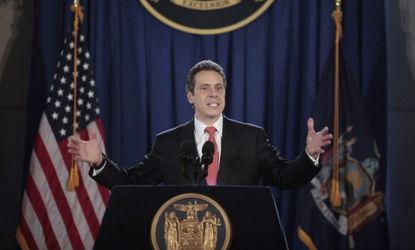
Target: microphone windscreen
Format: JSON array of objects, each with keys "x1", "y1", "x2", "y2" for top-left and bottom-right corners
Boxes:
[{"x1": 202, "y1": 141, "x2": 214, "y2": 155}]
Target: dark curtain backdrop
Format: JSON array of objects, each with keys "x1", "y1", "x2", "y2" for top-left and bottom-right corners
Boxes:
[{"x1": 25, "y1": 0, "x2": 387, "y2": 248}]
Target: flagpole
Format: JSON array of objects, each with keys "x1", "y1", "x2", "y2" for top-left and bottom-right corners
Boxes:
[
  {"x1": 68, "y1": 0, "x2": 84, "y2": 191},
  {"x1": 330, "y1": 0, "x2": 343, "y2": 207}
]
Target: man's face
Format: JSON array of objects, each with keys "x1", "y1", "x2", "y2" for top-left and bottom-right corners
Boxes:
[{"x1": 187, "y1": 70, "x2": 226, "y2": 125}]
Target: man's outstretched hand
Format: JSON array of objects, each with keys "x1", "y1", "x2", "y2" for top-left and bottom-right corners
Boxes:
[
  {"x1": 67, "y1": 130, "x2": 102, "y2": 166},
  {"x1": 305, "y1": 117, "x2": 333, "y2": 159}
]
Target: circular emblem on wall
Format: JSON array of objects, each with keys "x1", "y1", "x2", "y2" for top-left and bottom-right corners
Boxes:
[
  {"x1": 139, "y1": 0, "x2": 274, "y2": 35},
  {"x1": 151, "y1": 193, "x2": 232, "y2": 250}
]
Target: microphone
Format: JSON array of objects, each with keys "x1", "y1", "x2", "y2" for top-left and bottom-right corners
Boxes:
[
  {"x1": 201, "y1": 141, "x2": 214, "y2": 166},
  {"x1": 180, "y1": 140, "x2": 194, "y2": 183},
  {"x1": 200, "y1": 141, "x2": 214, "y2": 182}
]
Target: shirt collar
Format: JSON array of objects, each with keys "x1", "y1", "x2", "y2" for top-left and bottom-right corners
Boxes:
[{"x1": 194, "y1": 115, "x2": 223, "y2": 142}]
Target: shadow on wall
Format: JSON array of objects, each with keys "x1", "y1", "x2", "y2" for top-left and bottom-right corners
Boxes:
[
  {"x1": 0, "y1": 0, "x2": 23, "y2": 77},
  {"x1": 398, "y1": 0, "x2": 415, "y2": 82},
  {"x1": 0, "y1": 0, "x2": 33, "y2": 249}
]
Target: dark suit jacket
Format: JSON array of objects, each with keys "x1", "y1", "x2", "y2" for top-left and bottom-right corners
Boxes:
[{"x1": 90, "y1": 117, "x2": 320, "y2": 189}]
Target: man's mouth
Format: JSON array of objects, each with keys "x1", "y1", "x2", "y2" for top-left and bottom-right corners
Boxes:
[{"x1": 207, "y1": 102, "x2": 219, "y2": 107}]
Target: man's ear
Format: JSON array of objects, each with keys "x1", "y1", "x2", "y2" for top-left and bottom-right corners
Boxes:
[{"x1": 187, "y1": 91, "x2": 194, "y2": 104}]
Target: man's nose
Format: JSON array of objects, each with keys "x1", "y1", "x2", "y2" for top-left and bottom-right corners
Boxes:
[{"x1": 208, "y1": 88, "x2": 218, "y2": 96}]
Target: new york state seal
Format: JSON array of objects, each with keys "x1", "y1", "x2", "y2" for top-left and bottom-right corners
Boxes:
[{"x1": 151, "y1": 193, "x2": 232, "y2": 250}]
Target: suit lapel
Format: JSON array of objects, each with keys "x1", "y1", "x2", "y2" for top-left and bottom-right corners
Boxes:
[
  {"x1": 217, "y1": 117, "x2": 239, "y2": 185},
  {"x1": 178, "y1": 119, "x2": 198, "y2": 158},
  {"x1": 178, "y1": 120, "x2": 204, "y2": 184}
]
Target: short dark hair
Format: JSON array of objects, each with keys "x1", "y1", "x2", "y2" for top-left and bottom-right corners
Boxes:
[{"x1": 186, "y1": 60, "x2": 227, "y2": 93}]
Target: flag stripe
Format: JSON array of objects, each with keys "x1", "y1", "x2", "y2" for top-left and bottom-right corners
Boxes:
[
  {"x1": 24, "y1": 173, "x2": 60, "y2": 249},
  {"x1": 20, "y1": 198, "x2": 42, "y2": 250},
  {"x1": 29, "y1": 153, "x2": 72, "y2": 249},
  {"x1": 97, "y1": 182, "x2": 110, "y2": 205},
  {"x1": 78, "y1": 157, "x2": 107, "y2": 227},
  {"x1": 38, "y1": 117, "x2": 95, "y2": 248},
  {"x1": 34, "y1": 131, "x2": 84, "y2": 249},
  {"x1": 29, "y1": 153, "x2": 71, "y2": 248},
  {"x1": 57, "y1": 136, "x2": 101, "y2": 239}
]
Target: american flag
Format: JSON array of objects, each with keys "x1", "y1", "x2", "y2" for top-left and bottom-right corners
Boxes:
[{"x1": 17, "y1": 30, "x2": 110, "y2": 249}]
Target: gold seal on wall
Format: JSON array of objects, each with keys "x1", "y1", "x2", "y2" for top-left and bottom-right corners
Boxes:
[
  {"x1": 151, "y1": 193, "x2": 232, "y2": 250},
  {"x1": 139, "y1": 0, "x2": 274, "y2": 35},
  {"x1": 170, "y1": 0, "x2": 241, "y2": 10}
]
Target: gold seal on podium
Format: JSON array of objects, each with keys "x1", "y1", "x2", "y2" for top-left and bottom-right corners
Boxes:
[{"x1": 151, "y1": 193, "x2": 232, "y2": 250}]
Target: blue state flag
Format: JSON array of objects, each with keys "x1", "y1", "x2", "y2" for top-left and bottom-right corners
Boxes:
[{"x1": 294, "y1": 45, "x2": 388, "y2": 250}]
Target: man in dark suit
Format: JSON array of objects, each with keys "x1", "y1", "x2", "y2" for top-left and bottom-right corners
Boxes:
[{"x1": 67, "y1": 60, "x2": 332, "y2": 190}]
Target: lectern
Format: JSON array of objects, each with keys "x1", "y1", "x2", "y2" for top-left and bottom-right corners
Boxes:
[{"x1": 94, "y1": 185, "x2": 288, "y2": 250}]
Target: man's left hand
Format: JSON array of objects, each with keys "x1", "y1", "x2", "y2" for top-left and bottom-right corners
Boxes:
[{"x1": 305, "y1": 117, "x2": 333, "y2": 159}]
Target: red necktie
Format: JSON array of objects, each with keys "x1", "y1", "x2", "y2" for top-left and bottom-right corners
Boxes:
[{"x1": 204, "y1": 126, "x2": 219, "y2": 185}]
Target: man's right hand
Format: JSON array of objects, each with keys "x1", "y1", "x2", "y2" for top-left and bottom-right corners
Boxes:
[{"x1": 67, "y1": 130, "x2": 103, "y2": 166}]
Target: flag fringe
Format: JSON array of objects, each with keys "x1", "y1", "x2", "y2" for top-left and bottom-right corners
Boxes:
[
  {"x1": 67, "y1": 161, "x2": 80, "y2": 191},
  {"x1": 330, "y1": 179, "x2": 341, "y2": 206},
  {"x1": 297, "y1": 226, "x2": 318, "y2": 250},
  {"x1": 74, "y1": 162, "x2": 80, "y2": 186},
  {"x1": 67, "y1": 165, "x2": 75, "y2": 191},
  {"x1": 16, "y1": 227, "x2": 30, "y2": 250}
]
